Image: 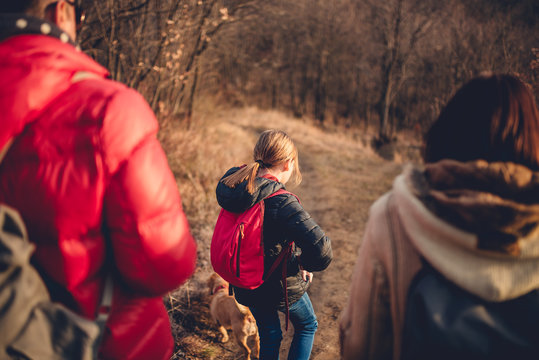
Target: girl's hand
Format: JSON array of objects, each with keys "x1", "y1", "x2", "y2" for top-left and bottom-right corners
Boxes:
[{"x1": 301, "y1": 270, "x2": 313, "y2": 283}]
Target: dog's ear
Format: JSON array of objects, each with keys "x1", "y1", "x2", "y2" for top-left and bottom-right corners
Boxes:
[
  {"x1": 207, "y1": 273, "x2": 219, "y2": 295},
  {"x1": 207, "y1": 274, "x2": 214, "y2": 294}
]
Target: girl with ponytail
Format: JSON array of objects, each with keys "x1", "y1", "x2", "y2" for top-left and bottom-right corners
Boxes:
[{"x1": 215, "y1": 129, "x2": 332, "y2": 360}]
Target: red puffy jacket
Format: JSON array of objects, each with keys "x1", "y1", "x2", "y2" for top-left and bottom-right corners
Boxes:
[{"x1": 0, "y1": 33, "x2": 197, "y2": 359}]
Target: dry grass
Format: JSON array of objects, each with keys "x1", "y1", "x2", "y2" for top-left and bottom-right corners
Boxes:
[{"x1": 159, "y1": 108, "x2": 260, "y2": 360}]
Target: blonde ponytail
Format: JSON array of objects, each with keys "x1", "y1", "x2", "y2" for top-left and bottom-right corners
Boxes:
[
  {"x1": 220, "y1": 129, "x2": 302, "y2": 194},
  {"x1": 220, "y1": 162, "x2": 261, "y2": 194}
]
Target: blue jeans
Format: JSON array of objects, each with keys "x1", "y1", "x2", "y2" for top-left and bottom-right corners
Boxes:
[{"x1": 249, "y1": 292, "x2": 318, "y2": 360}]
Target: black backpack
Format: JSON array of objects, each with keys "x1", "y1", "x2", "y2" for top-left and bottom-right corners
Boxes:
[
  {"x1": 0, "y1": 70, "x2": 112, "y2": 359},
  {"x1": 0, "y1": 204, "x2": 100, "y2": 359},
  {"x1": 401, "y1": 263, "x2": 539, "y2": 360}
]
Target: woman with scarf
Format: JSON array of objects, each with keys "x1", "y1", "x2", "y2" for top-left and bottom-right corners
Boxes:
[{"x1": 339, "y1": 73, "x2": 539, "y2": 360}]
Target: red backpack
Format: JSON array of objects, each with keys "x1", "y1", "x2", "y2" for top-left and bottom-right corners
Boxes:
[{"x1": 211, "y1": 188, "x2": 294, "y2": 289}]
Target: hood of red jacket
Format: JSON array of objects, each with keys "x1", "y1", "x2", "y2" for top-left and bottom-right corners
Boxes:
[{"x1": 0, "y1": 34, "x2": 109, "y2": 150}]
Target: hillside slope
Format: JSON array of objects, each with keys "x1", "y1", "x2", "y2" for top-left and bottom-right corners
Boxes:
[{"x1": 162, "y1": 107, "x2": 404, "y2": 359}]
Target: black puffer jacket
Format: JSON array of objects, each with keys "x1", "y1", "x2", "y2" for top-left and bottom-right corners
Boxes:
[{"x1": 216, "y1": 167, "x2": 333, "y2": 310}]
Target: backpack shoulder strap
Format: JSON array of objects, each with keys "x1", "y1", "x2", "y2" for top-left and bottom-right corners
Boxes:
[
  {"x1": 71, "y1": 71, "x2": 102, "y2": 83},
  {"x1": 264, "y1": 188, "x2": 299, "y2": 202},
  {"x1": 0, "y1": 138, "x2": 14, "y2": 165}
]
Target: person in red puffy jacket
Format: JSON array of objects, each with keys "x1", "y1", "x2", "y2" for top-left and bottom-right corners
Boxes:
[{"x1": 0, "y1": 1, "x2": 197, "y2": 359}]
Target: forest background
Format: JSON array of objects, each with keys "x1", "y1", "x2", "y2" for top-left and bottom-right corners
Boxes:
[
  {"x1": 79, "y1": 0, "x2": 538, "y2": 142},
  {"x1": 78, "y1": 0, "x2": 538, "y2": 358}
]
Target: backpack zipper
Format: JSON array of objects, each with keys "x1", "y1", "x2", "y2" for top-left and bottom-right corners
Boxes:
[{"x1": 236, "y1": 223, "x2": 245, "y2": 277}]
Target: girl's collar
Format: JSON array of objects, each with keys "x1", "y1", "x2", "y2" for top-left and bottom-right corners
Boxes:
[{"x1": 260, "y1": 173, "x2": 280, "y2": 182}]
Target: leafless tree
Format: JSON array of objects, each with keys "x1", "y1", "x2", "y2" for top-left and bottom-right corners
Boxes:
[{"x1": 78, "y1": 0, "x2": 538, "y2": 132}]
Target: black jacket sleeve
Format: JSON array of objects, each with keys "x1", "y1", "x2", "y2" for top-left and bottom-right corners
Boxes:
[{"x1": 265, "y1": 193, "x2": 332, "y2": 272}]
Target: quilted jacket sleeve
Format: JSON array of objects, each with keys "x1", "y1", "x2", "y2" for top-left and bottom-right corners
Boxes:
[
  {"x1": 101, "y1": 87, "x2": 196, "y2": 295},
  {"x1": 269, "y1": 193, "x2": 332, "y2": 272}
]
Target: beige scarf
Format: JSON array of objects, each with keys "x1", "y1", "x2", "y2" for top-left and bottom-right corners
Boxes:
[{"x1": 394, "y1": 160, "x2": 539, "y2": 301}]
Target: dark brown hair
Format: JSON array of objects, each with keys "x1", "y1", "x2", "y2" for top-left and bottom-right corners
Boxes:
[
  {"x1": 0, "y1": 0, "x2": 60, "y2": 19},
  {"x1": 424, "y1": 73, "x2": 539, "y2": 171},
  {"x1": 0, "y1": 1, "x2": 39, "y2": 14}
]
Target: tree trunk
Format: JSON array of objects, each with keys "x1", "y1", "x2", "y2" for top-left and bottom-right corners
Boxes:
[
  {"x1": 186, "y1": 64, "x2": 199, "y2": 129},
  {"x1": 378, "y1": 78, "x2": 393, "y2": 143}
]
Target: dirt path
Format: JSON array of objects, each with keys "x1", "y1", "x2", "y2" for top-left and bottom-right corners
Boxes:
[
  {"x1": 275, "y1": 122, "x2": 402, "y2": 359},
  {"x1": 167, "y1": 108, "x2": 404, "y2": 359}
]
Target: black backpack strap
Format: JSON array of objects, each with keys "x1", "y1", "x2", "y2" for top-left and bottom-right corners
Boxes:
[
  {"x1": 261, "y1": 239, "x2": 294, "y2": 331},
  {"x1": 262, "y1": 188, "x2": 298, "y2": 331},
  {"x1": 281, "y1": 242, "x2": 294, "y2": 331},
  {"x1": 263, "y1": 241, "x2": 292, "y2": 280},
  {"x1": 261, "y1": 187, "x2": 298, "y2": 282}
]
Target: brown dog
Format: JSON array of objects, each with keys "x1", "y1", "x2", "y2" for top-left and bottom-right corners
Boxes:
[{"x1": 207, "y1": 273, "x2": 260, "y2": 360}]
